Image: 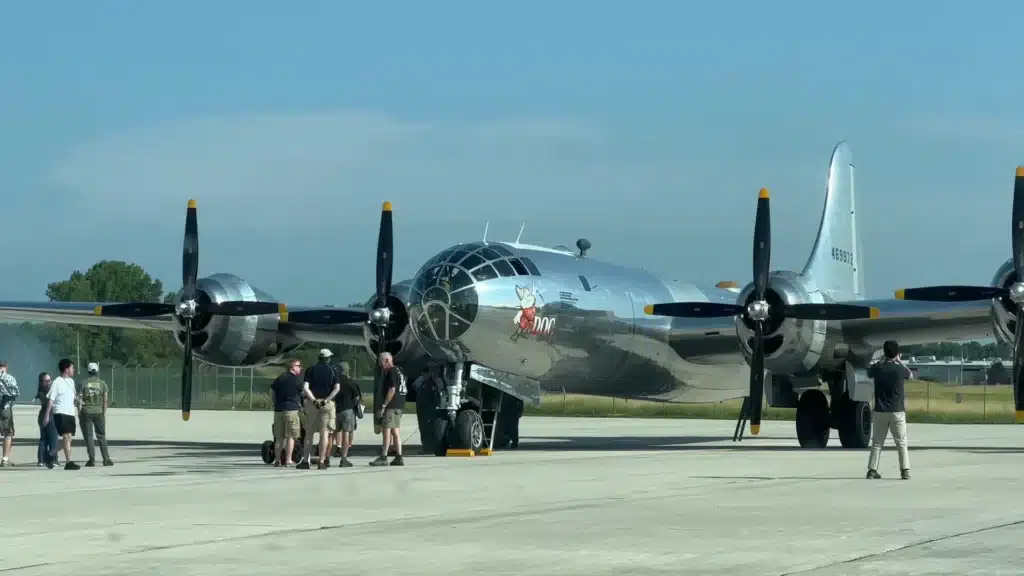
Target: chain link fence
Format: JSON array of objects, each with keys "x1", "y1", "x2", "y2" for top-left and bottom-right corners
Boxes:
[{"x1": 11, "y1": 362, "x2": 1016, "y2": 423}]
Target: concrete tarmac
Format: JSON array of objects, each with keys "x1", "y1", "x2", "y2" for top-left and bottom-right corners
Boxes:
[{"x1": 2, "y1": 405, "x2": 1023, "y2": 575}]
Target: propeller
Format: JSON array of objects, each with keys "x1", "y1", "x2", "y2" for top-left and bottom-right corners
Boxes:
[
  {"x1": 643, "y1": 188, "x2": 880, "y2": 435},
  {"x1": 892, "y1": 166, "x2": 1024, "y2": 422},
  {"x1": 94, "y1": 200, "x2": 288, "y2": 421}
]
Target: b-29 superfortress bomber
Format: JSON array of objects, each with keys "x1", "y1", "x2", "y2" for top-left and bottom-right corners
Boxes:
[{"x1": 0, "y1": 141, "x2": 1019, "y2": 456}]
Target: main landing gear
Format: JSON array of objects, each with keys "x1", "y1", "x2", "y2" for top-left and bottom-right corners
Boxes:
[
  {"x1": 794, "y1": 368, "x2": 871, "y2": 449},
  {"x1": 418, "y1": 362, "x2": 518, "y2": 456}
]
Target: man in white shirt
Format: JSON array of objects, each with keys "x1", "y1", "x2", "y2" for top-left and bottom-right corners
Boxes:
[{"x1": 44, "y1": 358, "x2": 80, "y2": 470}]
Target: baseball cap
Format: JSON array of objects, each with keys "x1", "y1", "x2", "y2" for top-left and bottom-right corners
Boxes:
[
  {"x1": 87, "y1": 362, "x2": 99, "y2": 373},
  {"x1": 319, "y1": 348, "x2": 334, "y2": 358}
]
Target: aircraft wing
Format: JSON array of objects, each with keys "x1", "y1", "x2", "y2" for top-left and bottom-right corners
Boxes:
[
  {"x1": 0, "y1": 300, "x2": 370, "y2": 347},
  {"x1": 837, "y1": 297, "x2": 992, "y2": 352},
  {"x1": 0, "y1": 301, "x2": 174, "y2": 331}
]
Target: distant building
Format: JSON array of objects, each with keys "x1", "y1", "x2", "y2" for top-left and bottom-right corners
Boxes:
[{"x1": 903, "y1": 358, "x2": 1011, "y2": 385}]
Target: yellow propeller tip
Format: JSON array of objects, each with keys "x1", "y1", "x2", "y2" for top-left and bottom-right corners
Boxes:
[
  {"x1": 643, "y1": 304, "x2": 654, "y2": 315},
  {"x1": 869, "y1": 307, "x2": 880, "y2": 319},
  {"x1": 382, "y1": 201, "x2": 393, "y2": 212},
  {"x1": 278, "y1": 303, "x2": 289, "y2": 323},
  {"x1": 1016, "y1": 167, "x2": 1024, "y2": 178},
  {"x1": 93, "y1": 306, "x2": 103, "y2": 316},
  {"x1": 182, "y1": 412, "x2": 190, "y2": 422},
  {"x1": 894, "y1": 289, "x2": 905, "y2": 300},
  {"x1": 750, "y1": 424, "x2": 761, "y2": 435},
  {"x1": 758, "y1": 188, "x2": 769, "y2": 199},
  {"x1": 187, "y1": 199, "x2": 197, "y2": 209}
]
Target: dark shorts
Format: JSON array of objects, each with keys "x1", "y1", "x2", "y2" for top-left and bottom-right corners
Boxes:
[
  {"x1": 54, "y1": 414, "x2": 76, "y2": 437},
  {"x1": 336, "y1": 408, "x2": 356, "y2": 432},
  {"x1": 0, "y1": 407, "x2": 13, "y2": 437}
]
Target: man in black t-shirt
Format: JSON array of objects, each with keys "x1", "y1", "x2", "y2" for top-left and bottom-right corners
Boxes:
[
  {"x1": 270, "y1": 359, "x2": 304, "y2": 467},
  {"x1": 370, "y1": 352, "x2": 405, "y2": 467},
  {"x1": 866, "y1": 340, "x2": 913, "y2": 480},
  {"x1": 331, "y1": 361, "x2": 361, "y2": 467},
  {"x1": 300, "y1": 349, "x2": 341, "y2": 470}
]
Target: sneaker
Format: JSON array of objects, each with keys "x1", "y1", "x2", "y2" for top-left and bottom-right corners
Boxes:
[
  {"x1": 317, "y1": 462, "x2": 326, "y2": 470},
  {"x1": 296, "y1": 461, "x2": 310, "y2": 470},
  {"x1": 901, "y1": 469, "x2": 910, "y2": 480},
  {"x1": 340, "y1": 458, "x2": 353, "y2": 468},
  {"x1": 369, "y1": 456, "x2": 389, "y2": 467},
  {"x1": 274, "y1": 461, "x2": 282, "y2": 468},
  {"x1": 866, "y1": 469, "x2": 881, "y2": 480},
  {"x1": 64, "y1": 461, "x2": 80, "y2": 470},
  {"x1": 0, "y1": 459, "x2": 11, "y2": 468},
  {"x1": 323, "y1": 458, "x2": 331, "y2": 468},
  {"x1": 391, "y1": 455, "x2": 404, "y2": 466},
  {"x1": 102, "y1": 458, "x2": 114, "y2": 467},
  {"x1": 85, "y1": 460, "x2": 95, "y2": 467}
]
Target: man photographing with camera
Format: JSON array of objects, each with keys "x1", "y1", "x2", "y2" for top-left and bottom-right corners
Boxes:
[
  {"x1": 866, "y1": 339, "x2": 913, "y2": 480},
  {"x1": 299, "y1": 349, "x2": 341, "y2": 470}
]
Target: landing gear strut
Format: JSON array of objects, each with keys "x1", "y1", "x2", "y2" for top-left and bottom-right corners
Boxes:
[{"x1": 795, "y1": 367, "x2": 872, "y2": 449}]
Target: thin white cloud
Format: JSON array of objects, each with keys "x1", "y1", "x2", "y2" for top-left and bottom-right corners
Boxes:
[{"x1": 44, "y1": 110, "x2": 711, "y2": 231}]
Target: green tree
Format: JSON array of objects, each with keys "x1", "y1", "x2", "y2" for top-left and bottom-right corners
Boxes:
[{"x1": 44, "y1": 260, "x2": 179, "y2": 365}]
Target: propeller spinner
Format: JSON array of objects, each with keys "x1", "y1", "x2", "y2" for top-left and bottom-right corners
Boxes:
[
  {"x1": 892, "y1": 167, "x2": 1024, "y2": 422},
  {"x1": 643, "y1": 188, "x2": 880, "y2": 435}
]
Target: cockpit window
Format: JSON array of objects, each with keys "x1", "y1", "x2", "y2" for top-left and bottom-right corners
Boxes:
[
  {"x1": 507, "y1": 258, "x2": 529, "y2": 276},
  {"x1": 478, "y1": 248, "x2": 501, "y2": 261},
  {"x1": 489, "y1": 244, "x2": 513, "y2": 257},
  {"x1": 520, "y1": 257, "x2": 541, "y2": 276},
  {"x1": 460, "y1": 253, "x2": 485, "y2": 270},
  {"x1": 447, "y1": 250, "x2": 470, "y2": 264},
  {"x1": 492, "y1": 259, "x2": 516, "y2": 277},
  {"x1": 471, "y1": 264, "x2": 499, "y2": 282}
]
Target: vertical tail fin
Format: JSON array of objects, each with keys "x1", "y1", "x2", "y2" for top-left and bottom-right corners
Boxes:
[{"x1": 800, "y1": 141, "x2": 865, "y2": 301}]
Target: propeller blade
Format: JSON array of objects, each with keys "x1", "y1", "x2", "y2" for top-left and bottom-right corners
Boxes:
[
  {"x1": 286, "y1": 309, "x2": 370, "y2": 325},
  {"x1": 206, "y1": 301, "x2": 288, "y2": 317},
  {"x1": 752, "y1": 188, "x2": 771, "y2": 301},
  {"x1": 643, "y1": 302, "x2": 745, "y2": 318},
  {"x1": 1013, "y1": 167, "x2": 1024, "y2": 278},
  {"x1": 1014, "y1": 316, "x2": 1024, "y2": 422},
  {"x1": 181, "y1": 319, "x2": 194, "y2": 421},
  {"x1": 784, "y1": 303, "x2": 880, "y2": 321},
  {"x1": 94, "y1": 302, "x2": 175, "y2": 318},
  {"x1": 376, "y1": 201, "x2": 394, "y2": 311},
  {"x1": 183, "y1": 199, "x2": 199, "y2": 301},
  {"x1": 892, "y1": 286, "x2": 1007, "y2": 302},
  {"x1": 748, "y1": 322, "x2": 765, "y2": 435}
]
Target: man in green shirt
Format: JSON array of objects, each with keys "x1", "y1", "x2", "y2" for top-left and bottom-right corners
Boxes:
[{"x1": 77, "y1": 362, "x2": 112, "y2": 467}]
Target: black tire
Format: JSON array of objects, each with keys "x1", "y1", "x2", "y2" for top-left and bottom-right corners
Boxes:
[
  {"x1": 836, "y1": 399, "x2": 872, "y2": 449},
  {"x1": 451, "y1": 409, "x2": 485, "y2": 453},
  {"x1": 432, "y1": 415, "x2": 449, "y2": 457},
  {"x1": 796, "y1": 389, "x2": 830, "y2": 448},
  {"x1": 260, "y1": 441, "x2": 275, "y2": 464}
]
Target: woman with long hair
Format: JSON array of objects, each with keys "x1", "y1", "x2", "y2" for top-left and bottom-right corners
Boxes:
[{"x1": 35, "y1": 371, "x2": 59, "y2": 468}]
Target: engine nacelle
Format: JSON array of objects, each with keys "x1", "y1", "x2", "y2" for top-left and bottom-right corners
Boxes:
[
  {"x1": 173, "y1": 273, "x2": 302, "y2": 367},
  {"x1": 360, "y1": 280, "x2": 430, "y2": 376},
  {"x1": 990, "y1": 257, "x2": 1017, "y2": 348},
  {"x1": 734, "y1": 270, "x2": 846, "y2": 376}
]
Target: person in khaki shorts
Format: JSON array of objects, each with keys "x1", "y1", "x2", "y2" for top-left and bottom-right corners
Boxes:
[
  {"x1": 370, "y1": 352, "x2": 406, "y2": 467},
  {"x1": 300, "y1": 349, "x2": 340, "y2": 470},
  {"x1": 270, "y1": 359, "x2": 304, "y2": 467},
  {"x1": 866, "y1": 340, "x2": 913, "y2": 480}
]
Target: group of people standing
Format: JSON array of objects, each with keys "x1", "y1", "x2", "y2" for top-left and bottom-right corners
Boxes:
[{"x1": 0, "y1": 358, "x2": 113, "y2": 470}]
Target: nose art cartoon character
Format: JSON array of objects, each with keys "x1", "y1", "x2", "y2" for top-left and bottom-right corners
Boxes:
[{"x1": 511, "y1": 285, "x2": 537, "y2": 341}]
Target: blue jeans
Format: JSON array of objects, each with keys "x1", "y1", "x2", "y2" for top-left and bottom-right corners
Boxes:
[{"x1": 38, "y1": 416, "x2": 58, "y2": 464}]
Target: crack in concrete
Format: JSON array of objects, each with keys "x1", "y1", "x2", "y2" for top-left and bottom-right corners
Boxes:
[{"x1": 778, "y1": 518, "x2": 1024, "y2": 575}]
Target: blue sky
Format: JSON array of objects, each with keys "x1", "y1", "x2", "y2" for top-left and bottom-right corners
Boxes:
[{"x1": 2, "y1": 1, "x2": 1021, "y2": 305}]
